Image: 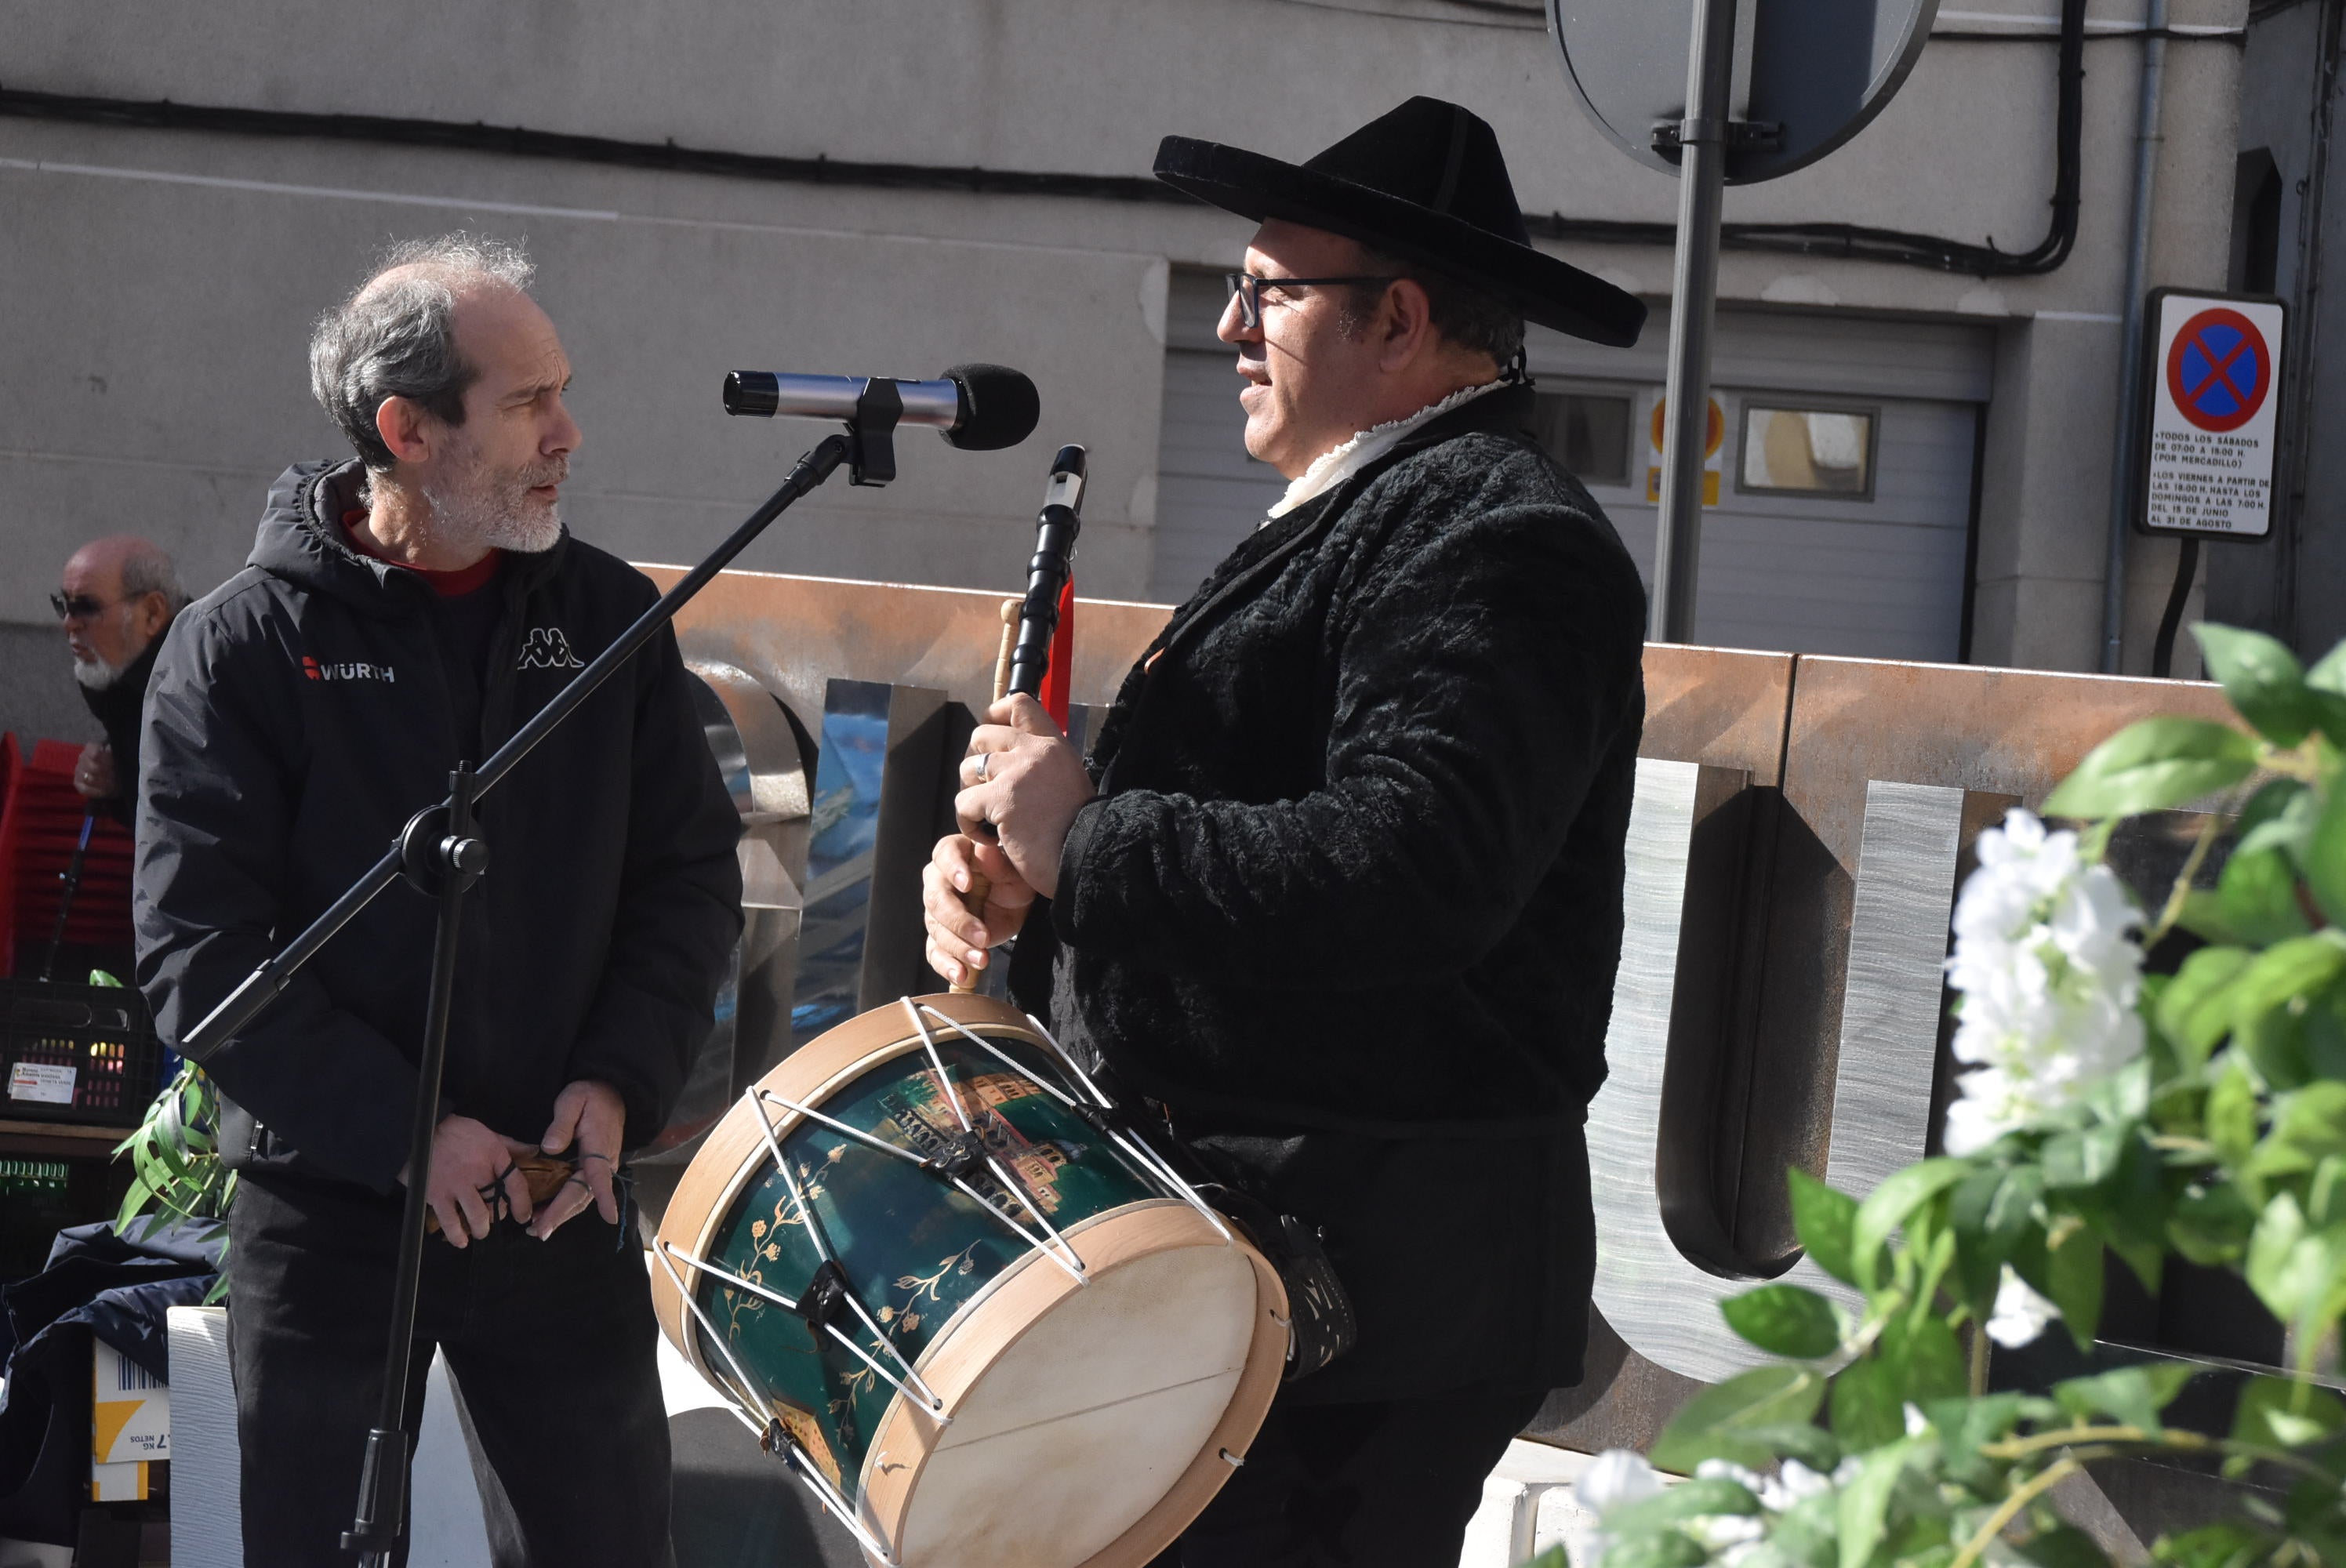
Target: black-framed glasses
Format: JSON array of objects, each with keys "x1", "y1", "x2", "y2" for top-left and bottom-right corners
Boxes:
[
  {"x1": 1224, "y1": 271, "x2": 1404, "y2": 330},
  {"x1": 50, "y1": 591, "x2": 115, "y2": 622}
]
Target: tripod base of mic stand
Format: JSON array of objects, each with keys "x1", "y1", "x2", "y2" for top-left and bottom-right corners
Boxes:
[{"x1": 340, "y1": 1426, "x2": 409, "y2": 1562}]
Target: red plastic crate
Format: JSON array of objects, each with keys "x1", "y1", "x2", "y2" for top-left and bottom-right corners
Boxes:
[{"x1": 0, "y1": 733, "x2": 136, "y2": 978}]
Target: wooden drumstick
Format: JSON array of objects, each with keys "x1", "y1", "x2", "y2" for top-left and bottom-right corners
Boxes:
[
  {"x1": 950, "y1": 447, "x2": 1088, "y2": 995},
  {"x1": 950, "y1": 601, "x2": 1022, "y2": 994}
]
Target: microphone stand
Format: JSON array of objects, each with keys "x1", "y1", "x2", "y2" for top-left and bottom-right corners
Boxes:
[{"x1": 180, "y1": 419, "x2": 875, "y2": 1566}]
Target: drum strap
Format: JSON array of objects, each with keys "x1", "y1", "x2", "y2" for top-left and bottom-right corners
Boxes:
[{"x1": 1195, "y1": 1179, "x2": 1359, "y2": 1385}]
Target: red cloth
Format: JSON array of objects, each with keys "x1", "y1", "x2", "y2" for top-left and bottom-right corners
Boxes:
[
  {"x1": 340, "y1": 510, "x2": 501, "y2": 597},
  {"x1": 1040, "y1": 579, "x2": 1077, "y2": 731},
  {"x1": 0, "y1": 734, "x2": 135, "y2": 976}
]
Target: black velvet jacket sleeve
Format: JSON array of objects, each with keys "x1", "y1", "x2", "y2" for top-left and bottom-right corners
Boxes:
[{"x1": 1040, "y1": 387, "x2": 1646, "y2": 1136}]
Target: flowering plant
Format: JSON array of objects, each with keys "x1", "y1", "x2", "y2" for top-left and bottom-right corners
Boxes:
[{"x1": 1537, "y1": 626, "x2": 2346, "y2": 1568}]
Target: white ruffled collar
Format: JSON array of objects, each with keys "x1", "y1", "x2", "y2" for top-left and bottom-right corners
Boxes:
[{"x1": 1265, "y1": 375, "x2": 1515, "y2": 523}]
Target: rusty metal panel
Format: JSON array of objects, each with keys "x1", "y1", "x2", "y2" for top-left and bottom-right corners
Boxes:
[{"x1": 643, "y1": 565, "x2": 1171, "y2": 731}]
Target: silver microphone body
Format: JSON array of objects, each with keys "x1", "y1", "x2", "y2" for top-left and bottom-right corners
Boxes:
[
  {"x1": 722, "y1": 363, "x2": 1039, "y2": 452},
  {"x1": 730, "y1": 373, "x2": 964, "y2": 428}
]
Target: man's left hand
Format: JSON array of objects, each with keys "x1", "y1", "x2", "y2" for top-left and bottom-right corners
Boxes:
[
  {"x1": 954, "y1": 695, "x2": 1095, "y2": 898},
  {"x1": 532, "y1": 1080, "x2": 626, "y2": 1240}
]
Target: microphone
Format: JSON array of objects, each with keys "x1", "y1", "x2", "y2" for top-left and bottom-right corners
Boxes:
[{"x1": 722, "y1": 364, "x2": 1039, "y2": 451}]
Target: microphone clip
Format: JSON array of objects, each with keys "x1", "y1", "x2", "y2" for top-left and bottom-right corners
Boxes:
[{"x1": 845, "y1": 376, "x2": 901, "y2": 488}]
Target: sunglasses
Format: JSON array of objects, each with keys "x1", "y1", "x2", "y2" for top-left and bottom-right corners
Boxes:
[{"x1": 50, "y1": 592, "x2": 120, "y2": 622}]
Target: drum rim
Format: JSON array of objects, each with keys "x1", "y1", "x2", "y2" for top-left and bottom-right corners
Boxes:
[
  {"x1": 856, "y1": 1196, "x2": 1287, "y2": 1568},
  {"x1": 651, "y1": 991, "x2": 1047, "y2": 1392}
]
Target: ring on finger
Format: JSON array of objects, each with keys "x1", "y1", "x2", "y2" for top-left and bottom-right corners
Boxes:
[{"x1": 975, "y1": 751, "x2": 991, "y2": 782}]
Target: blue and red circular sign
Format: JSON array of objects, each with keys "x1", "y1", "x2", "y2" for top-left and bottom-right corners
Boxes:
[{"x1": 2166, "y1": 307, "x2": 2272, "y2": 433}]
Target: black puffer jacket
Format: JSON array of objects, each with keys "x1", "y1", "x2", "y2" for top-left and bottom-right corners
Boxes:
[
  {"x1": 1033, "y1": 384, "x2": 1645, "y2": 1136},
  {"x1": 134, "y1": 459, "x2": 743, "y2": 1192}
]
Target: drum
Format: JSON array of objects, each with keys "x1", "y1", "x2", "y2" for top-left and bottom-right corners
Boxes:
[{"x1": 651, "y1": 992, "x2": 1287, "y2": 1568}]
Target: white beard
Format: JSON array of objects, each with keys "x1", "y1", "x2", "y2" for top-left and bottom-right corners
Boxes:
[
  {"x1": 73, "y1": 654, "x2": 124, "y2": 691},
  {"x1": 421, "y1": 438, "x2": 565, "y2": 555}
]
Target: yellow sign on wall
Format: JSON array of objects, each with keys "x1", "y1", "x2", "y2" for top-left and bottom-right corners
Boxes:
[{"x1": 1646, "y1": 394, "x2": 1726, "y2": 505}]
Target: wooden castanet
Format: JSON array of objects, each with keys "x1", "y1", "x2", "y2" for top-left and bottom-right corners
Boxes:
[{"x1": 423, "y1": 1149, "x2": 576, "y2": 1234}]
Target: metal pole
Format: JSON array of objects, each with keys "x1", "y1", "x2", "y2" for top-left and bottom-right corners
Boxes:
[
  {"x1": 2098, "y1": 0, "x2": 2168, "y2": 673},
  {"x1": 1652, "y1": 0, "x2": 1741, "y2": 644}
]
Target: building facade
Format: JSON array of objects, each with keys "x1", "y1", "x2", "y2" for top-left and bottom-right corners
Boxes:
[{"x1": 0, "y1": 0, "x2": 2250, "y2": 743}]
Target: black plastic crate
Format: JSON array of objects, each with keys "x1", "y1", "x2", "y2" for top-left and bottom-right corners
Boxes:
[{"x1": 1, "y1": 978, "x2": 162, "y2": 1127}]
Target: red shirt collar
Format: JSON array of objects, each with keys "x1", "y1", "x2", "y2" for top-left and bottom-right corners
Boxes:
[{"x1": 340, "y1": 510, "x2": 503, "y2": 597}]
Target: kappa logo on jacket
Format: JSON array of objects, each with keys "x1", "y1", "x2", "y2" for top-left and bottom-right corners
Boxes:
[
  {"x1": 517, "y1": 627, "x2": 586, "y2": 670},
  {"x1": 300, "y1": 655, "x2": 395, "y2": 684}
]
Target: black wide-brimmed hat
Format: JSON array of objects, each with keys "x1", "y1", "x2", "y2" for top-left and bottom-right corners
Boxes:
[{"x1": 1154, "y1": 96, "x2": 1645, "y2": 348}]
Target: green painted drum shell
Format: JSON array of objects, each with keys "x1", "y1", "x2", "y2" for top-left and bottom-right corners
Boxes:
[{"x1": 674, "y1": 1014, "x2": 1162, "y2": 1497}]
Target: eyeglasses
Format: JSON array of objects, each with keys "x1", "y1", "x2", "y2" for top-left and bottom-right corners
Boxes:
[
  {"x1": 1224, "y1": 271, "x2": 1404, "y2": 331},
  {"x1": 50, "y1": 592, "x2": 117, "y2": 622}
]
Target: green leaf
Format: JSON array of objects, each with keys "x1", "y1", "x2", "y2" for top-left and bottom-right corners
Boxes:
[
  {"x1": 2051, "y1": 1363, "x2": 2195, "y2": 1432},
  {"x1": 1852, "y1": 1160, "x2": 1970, "y2": 1292},
  {"x1": 1523, "y1": 1552, "x2": 1569, "y2": 1568},
  {"x1": 1650, "y1": 1363, "x2": 1828, "y2": 1473},
  {"x1": 2195, "y1": 625, "x2": 2319, "y2": 746},
  {"x1": 2159, "y1": 946, "x2": 2255, "y2": 1064},
  {"x1": 2023, "y1": 1525, "x2": 2110, "y2": 1568},
  {"x1": 2207, "y1": 1059, "x2": 2261, "y2": 1170},
  {"x1": 2230, "y1": 933, "x2": 2346, "y2": 1038},
  {"x1": 1888, "y1": 1313, "x2": 1968, "y2": 1403},
  {"x1": 1836, "y1": 1439, "x2": 1923, "y2": 1568},
  {"x1": 1948, "y1": 1164, "x2": 2033, "y2": 1318},
  {"x1": 1722, "y1": 1283, "x2": 1846, "y2": 1359},
  {"x1": 1603, "y1": 1477, "x2": 1762, "y2": 1535},
  {"x1": 2046, "y1": 1225, "x2": 2106, "y2": 1352},
  {"x1": 2153, "y1": 1522, "x2": 2277, "y2": 1568},
  {"x1": 2043, "y1": 718, "x2": 2259, "y2": 820},
  {"x1": 1790, "y1": 1168, "x2": 1861, "y2": 1287},
  {"x1": 1728, "y1": 1423, "x2": 1843, "y2": 1472},
  {"x1": 1596, "y1": 1533, "x2": 1708, "y2": 1568},
  {"x1": 2232, "y1": 1373, "x2": 2346, "y2": 1455},
  {"x1": 1923, "y1": 1392, "x2": 2025, "y2": 1472},
  {"x1": 2219, "y1": 846, "x2": 2315, "y2": 947},
  {"x1": 2308, "y1": 782, "x2": 2346, "y2": 927},
  {"x1": 2310, "y1": 637, "x2": 2346, "y2": 698},
  {"x1": 2169, "y1": 1181, "x2": 2257, "y2": 1267},
  {"x1": 2043, "y1": 1124, "x2": 2126, "y2": 1191},
  {"x1": 1829, "y1": 1355, "x2": 1906, "y2": 1451}
]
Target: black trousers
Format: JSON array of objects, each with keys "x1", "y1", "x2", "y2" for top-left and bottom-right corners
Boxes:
[
  {"x1": 227, "y1": 1173, "x2": 673, "y2": 1568},
  {"x1": 1146, "y1": 1381, "x2": 1548, "y2": 1567}
]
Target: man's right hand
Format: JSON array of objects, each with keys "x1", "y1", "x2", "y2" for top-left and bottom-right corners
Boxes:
[
  {"x1": 921, "y1": 833, "x2": 1037, "y2": 989},
  {"x1": 402, "y1": 1115, "x2": 539, "y2": 1247},
  {"x1": 73, "y1": 742, "x2": 116, "y2": 802}
]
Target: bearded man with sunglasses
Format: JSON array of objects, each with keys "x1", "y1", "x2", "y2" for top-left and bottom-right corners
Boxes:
[
  {"x1": 925, "y1": 99, "x2": 1650, "y2": 1565},
  {"x1": 56, "y1": 538, "x2": 187, "y2": 824}
]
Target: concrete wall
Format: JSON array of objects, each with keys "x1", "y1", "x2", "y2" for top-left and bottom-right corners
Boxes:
[{"x1": 0, "y1": 0, "x2": 2250, "y2": 731}]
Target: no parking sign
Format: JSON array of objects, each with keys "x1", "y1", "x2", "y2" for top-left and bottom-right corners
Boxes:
[{"x1": 2137, "y1": 288, "x2": 2287, "y2": 539}]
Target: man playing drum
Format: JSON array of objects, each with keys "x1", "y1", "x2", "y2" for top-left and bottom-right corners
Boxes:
[
  {"x1": 136, "y1": 236, "x2": 743, "y2": 1566},
  {"x1": 924, "y1": 97, "x2": 1649, "y2": 1566}
]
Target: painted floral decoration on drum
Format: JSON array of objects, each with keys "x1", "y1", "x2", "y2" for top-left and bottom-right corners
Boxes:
[{"x1": 1942, "y1": 808, "x2": 2146, "y2": 1156}]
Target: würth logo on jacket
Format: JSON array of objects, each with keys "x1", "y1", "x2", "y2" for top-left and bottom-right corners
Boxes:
[
  {"x1": 517, "y1": 627, "x2": 585, "y2": 670},
  {"x1": 301, "y1": 655, "x2": 395, "y2": 684}
]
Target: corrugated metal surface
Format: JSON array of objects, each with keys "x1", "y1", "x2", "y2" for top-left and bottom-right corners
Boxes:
[{"x1": 1151, "y1": 270, "x2": 1991, "y2": 660}]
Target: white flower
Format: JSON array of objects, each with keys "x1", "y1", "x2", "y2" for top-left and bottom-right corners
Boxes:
[
  {"x1": 1942, "y1": 809, "x2": 2144, "y2": 1153},
  {"x1": 1758, "y1": 1459, "x2": 1836, "y2": 1512},
  {"x1": 1578, "y1": 1449, "x2": 1667, "y2": 1520},
  {"x1": 1696, "y1": 1459, "x2": 1767, "y2": 1493},
  {"x1": 1904, "y1": 1403, "x2": 1931, "y2": 1437},
  {"x1": 1685, "y1": 1514, "x2": 1766, "y2": 1555},
  {"x1": 1985, "y1": 1264, "x2": 2063, "y2": 1348}
]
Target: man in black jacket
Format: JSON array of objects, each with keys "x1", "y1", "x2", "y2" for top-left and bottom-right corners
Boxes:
[
  {"x1": 923, "y1": 100, "x2": 1648, "y2": 1565},
  {"x1": 136, "y1": 236, "x2": 742, "y2": 1566},
  {"x1": 59, "y1": 535, "x2": 186, "y2": 825}
]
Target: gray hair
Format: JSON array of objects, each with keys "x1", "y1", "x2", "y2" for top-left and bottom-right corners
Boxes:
[
  {"x1": 1342, "y1": 244, "x2": 1527, "y2": 365},
  {"x1": 308, "y1": 234, "x2": 536, "y2": 470},
  {"x1": 118, "y1": 542, "x2": 188, "y2": 612}
]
